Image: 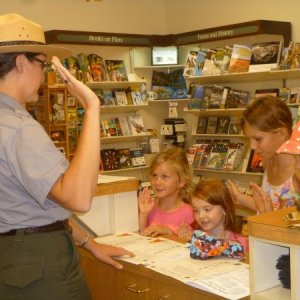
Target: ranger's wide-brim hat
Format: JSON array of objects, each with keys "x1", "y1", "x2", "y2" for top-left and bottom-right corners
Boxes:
[{"x1": 0, "y1": 13, "x2": 72, "y2": 59}]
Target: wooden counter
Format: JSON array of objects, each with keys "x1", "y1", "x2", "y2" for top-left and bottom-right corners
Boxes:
[
  {"x1": 79, "y1": 247, "x2": 250, "y2": 300},
  {"x1": 248, "y1": 207, "x2": 300, "y2": 300},
  {"x1": 76, "y1": 176, "x2": 140, "y2": 236},
  {"x1": 95, "y1": 177, "x2": 139, "y2": 196}
]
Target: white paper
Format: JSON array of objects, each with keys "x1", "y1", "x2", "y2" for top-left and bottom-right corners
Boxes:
[{"x1": 95, "y1": 233, "x2": 250, "y2": 299}]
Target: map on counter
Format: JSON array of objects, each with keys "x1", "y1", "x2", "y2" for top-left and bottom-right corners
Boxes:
[{"x1": 95, "y1": 233, "x2": 249, "y2": 300}]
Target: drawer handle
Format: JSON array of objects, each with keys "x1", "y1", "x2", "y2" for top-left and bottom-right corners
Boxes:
[
  {"x1": 126, "y1": 283, "x2": 150, "y2": 294},
  {"x1": 158, "y1": 295, "x2": 170, "y2": 299}
]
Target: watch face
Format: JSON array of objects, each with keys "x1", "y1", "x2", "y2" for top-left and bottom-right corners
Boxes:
[{"x1": 101, "y1": 149, "x2": 120, "y2": 170}]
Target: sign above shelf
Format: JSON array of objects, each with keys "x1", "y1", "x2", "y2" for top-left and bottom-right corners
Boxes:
[{"x1": 45, "y1": 20, "x2": 291, "y2": 47}]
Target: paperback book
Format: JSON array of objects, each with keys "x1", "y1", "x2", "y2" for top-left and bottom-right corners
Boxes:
[
  {"x1": 183, "y1": 50, "x2": 198, "y2": 77},
  {"x1": 228, "y1": 44, "x2": 252, "y2": 73},
  {"x1": 225, "y1": 89, "x2": 250, "y2": 108},
  {"x1": 88, "y1": 53, "x2": 108, "y2": 81},
  {"x1": 128, "y1": 114, "x2": 145, "y2": 135},
  {"x1": 196, "y1": 117, "x2": 208, "y2": 134},
  {"x1": 130, "y1": 148, "x2": 146, "y2": 167},
  {"x1": 215, "y1": 116, "x2": 230, "y2": 134},
  {"x1": 152, "y1": 69, "x2": 187, "y2": 99},
  {"x1": 77, "y1": 53, "x2": 94, "y2": 82},
  {"x1": 114, "y1": 89, "x2": 128, "y2": 106},
  {"x1": 105, "y1": 59, "x2": 128, "y2": 82},
  {"x1": 249, "y1": 41, "x2": 282, "y2": 72},
  {"x1": 118, "y1": 148, "x2": 132, "y2": 169},
  {"x1": 101, "y1": 148, "x2": 120, "y2": 171},
  {"x1": 103, "y1": 89, "x2": 115, "y2": 106}
]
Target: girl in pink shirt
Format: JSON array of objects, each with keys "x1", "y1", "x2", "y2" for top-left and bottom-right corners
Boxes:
[
  {"x1": 179, "y1": 177, "x2": 248, "y2": 251},
  {"x1": 138, "y1": 146, "x2": 194, "y2": 237}
]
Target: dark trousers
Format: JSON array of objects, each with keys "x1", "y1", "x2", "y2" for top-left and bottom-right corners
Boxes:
[{"x1": 0, "y1": 229, "x2": 92, "y2": 300}]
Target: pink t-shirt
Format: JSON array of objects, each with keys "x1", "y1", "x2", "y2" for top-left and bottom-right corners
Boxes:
[{"x1": 148, "y1": 203, "x2": 194, "y2": 235}]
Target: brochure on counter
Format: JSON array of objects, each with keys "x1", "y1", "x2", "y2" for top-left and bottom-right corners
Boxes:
[{"x1": 95, "y1": 233, "x2": 249, "y2": 300}]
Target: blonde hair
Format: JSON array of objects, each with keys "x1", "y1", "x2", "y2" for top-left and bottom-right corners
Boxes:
[
  {"x1": 241, "y1": 95, "x2": 293, "y2": 136},
  {"x1": 150, "y1": 146, "x2": 192, "y2": 203},
  {"x1": 192, "y1": 177, "x2": 239, "y2": 233}
]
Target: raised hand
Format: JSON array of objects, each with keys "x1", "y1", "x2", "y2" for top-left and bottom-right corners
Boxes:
[
  {"x1": 51, "y1": 56, "x2": 99, "y2": 110},
  {"x1": 138, "y1": 187, "x2": 155, "y2": 214}
]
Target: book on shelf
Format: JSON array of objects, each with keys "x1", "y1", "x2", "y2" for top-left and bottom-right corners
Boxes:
[
  {"x1": 206, "y1": 116, "x2": 218, "y2": 134},
  {"x1": 65, "y1": 56, "x2": 82, "y2": 80},
  {"x1": 103, "y1": 89, "x2": 115, "y2": 106},
  {"x1": 215, "y1": 145, "x2": 228, "y2": 169},
  {"x1": 246, "y1": 150, "x2": 264, "y2": 173},
  {"x1": 113, "y1": 117, "x2": 123, "y2": 136},
  {"x1": 130, "y1": 90, "x2": 143, "y2": 105},
  {"x1": 215, "y1": 116, "x2": 230, "y2": 134},
  {"x1": 94, "y1": 89, "x2": 105, "y2": 106},
  {"x1": 101, "y1": 148, "x2": 121, "y2": 171},
  {"x1": 130, "y1": 148, "x2": 146, "y2": 167},
  {"x1": 211, "y1": 46, "x2": 232, "y2": 74},
  {"x1": 201, "y1": 48, "x2": 223, "y2": 76},
  {"x1": 228, "y1": 118, "x2": 242, "y2": 135},
  {"x1": 202, "y1": 49, "x2": 227, "y2": 76},
  {"x1": 128, "y1": 114, "x2": 145, "y2": 135},
  {"x1": 199, "y1": 144, "x2": 213, "y2": 169},
  {"x1": 208, "y1": 85, "x2": 230, "y2": 109},
  {"x1": 152, "y1": 69, "x2": 187, "y2": 100},
  {"x1": 183, "y1": 50, "x2": 198, "y2": 77},
  {"x1": 88, "y1": 53, "x2": 108, "y2": 82},
  {"x1": 255, "y1": 88, "x2": 279, "y2": 99},
  {"x1": 223, "y1": 143, "x2": 239, "y2": 171},
  {"x1": 192, "y1": 144, "x2": 208, "y2": 169},
  {"x1": 186, "y1": 147, "x2": 197, "y2": 165},
  {"x1": 278, "y1": 87, "x2": 290, "y2": 104},
  {"x1": 228, "y1": 44, "x2": 252, "y2": 73},
  {"x1": 100, "y1": 122, "x2": 107, "y2": 138},
  {"x1": 249, "y1": 41, "x2": 282, "y2": 72},
  {"x1": 206, "y1": 145, "x2": 221, "y2": 169},
  {"x1": 288, "y1": 87, "x2": 300, "y2": 104},
  {"x1": 118, "y1": 148, "x2": 132, "y2": 169},
  {"x1": 225, "y1": 89, "x2": 250, "y2": 108},
  {"x1": 194, "y1": 50, "x2": 206, "y2": 76},
  {"x1": 202, "y1": 85, "x2": 213, "y2": 109},
  {"x1": 118, "y1": 116, "x2": 131, "y2": 136},
  {"x1": 107, "y1": 119, "x2": 118, "y2": 137},
  {"x1": 279, "y1": 41, "x2": 300, "y2": 70},
  {"x1": 196, "y1": 117, "x2": 208, "y2": 134},
  {"x1": 114, "y1": 89, "x2": 128, "y2": 106},
  {"x1": 101, "y1": 120, "x2": 110, "y2": 137},
  {"x1": 188, "y1": 84, "x2": 207, "y2": 110},
  {"x1": 77, "y1": 53, "x2": 94, "y2": 82},
  {"x1": 105, "y1": 59, "x2": 128, "y2": 82}
]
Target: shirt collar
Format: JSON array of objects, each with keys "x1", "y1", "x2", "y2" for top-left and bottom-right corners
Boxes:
[{"x1": 0, "y1": 92, "x2": 29, "y2": 115}]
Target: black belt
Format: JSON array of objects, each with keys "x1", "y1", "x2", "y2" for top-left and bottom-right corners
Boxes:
[{"x1": 0, "y1": 220, "x2": 71, "y2": 236}]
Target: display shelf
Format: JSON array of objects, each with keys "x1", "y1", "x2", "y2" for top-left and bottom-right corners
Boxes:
[
  {"x1": 192, "y1": 133, "x2": 245, "y2": 139},
  {"x1": 147, "y1": 98, "x2": 190, "y2": 103},
  {"x1": 99, "y1": 165, "x2": 149, "y2": 174},
  {"x1": 100, "y1": 103, "x2": 148, "y2": 114},
  {"x1": 188, "y1": 69, "x2": 300, "y2": 85},
  {"x1": 248, "y1": 208, "x2": 300, "y2": 300},
  {"x1": 194, "y1": 168, "x2": 263, "y2": 177},
  {"x1": 86, "y1": 80, "x2": 146, "y2": 89},
  {"x1": 100, "y1": 132, "x2": 152, "y2": 144},
  {"x1": 134, "y1": 64, "x2": 185, "y2": 70},
  {"x1": 184, "y1": 107, "x2": 246, "y2": 116}
]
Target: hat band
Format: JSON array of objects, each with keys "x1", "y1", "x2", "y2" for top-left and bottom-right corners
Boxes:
[{"x1": 0, "y1": 40, "x2": 45, "y2": 46}]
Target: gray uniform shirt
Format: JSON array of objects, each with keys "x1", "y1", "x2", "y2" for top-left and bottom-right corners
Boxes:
[{"x1": 0, "y1": 92, "x2": 71, "y2": 233}]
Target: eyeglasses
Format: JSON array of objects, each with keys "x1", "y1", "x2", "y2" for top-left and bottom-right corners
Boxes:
[{"x1": 31, "y1": 57, "x2": 51, "y2": 72}]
